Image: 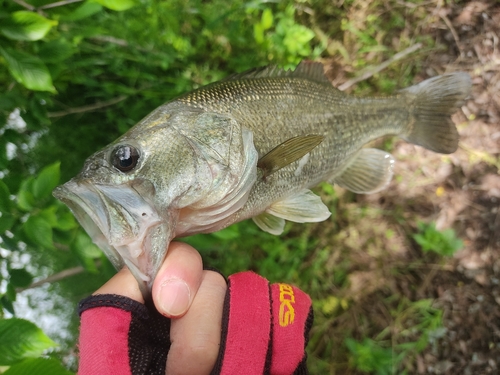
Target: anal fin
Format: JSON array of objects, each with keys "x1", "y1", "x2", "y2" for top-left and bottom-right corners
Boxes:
[{"x1": 332, "y1": 148, "x2": 395, "y2": 194}]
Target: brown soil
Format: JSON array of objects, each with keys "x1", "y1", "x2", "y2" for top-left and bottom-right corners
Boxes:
[
  {"x1": 408, "y1": 2, "x2": 500, "y2": 372},
  {"x1": 312, "y1": 1, "x2": 500, "y2": 373}
]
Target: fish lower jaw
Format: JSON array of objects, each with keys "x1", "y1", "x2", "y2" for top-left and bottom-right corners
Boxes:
[
  {"x1": 117, "y1": 245, "x2": 151, "y2": 282},
  {"x1": 111, "y1": 224, "x2": 160, "y2": 285}
]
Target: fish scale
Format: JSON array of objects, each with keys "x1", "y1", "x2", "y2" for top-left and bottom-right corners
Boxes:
[
  {"x1": 54, "y1": 61, "x2": 471, "y2": 297},
  {"x1": 176, "y1": 74, "x2": 410, "y2": 222}
]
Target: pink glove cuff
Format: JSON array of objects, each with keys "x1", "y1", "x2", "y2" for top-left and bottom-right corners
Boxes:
[{"x1": 213, "y1": 271, "x2": 313, "y2": 375}]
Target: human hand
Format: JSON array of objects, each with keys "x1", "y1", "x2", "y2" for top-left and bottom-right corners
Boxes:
[
  {"x1": 77, "y1": 242, "x2": 314, "y2": 375},
  {"x1": 80, "y1": 242, "x2": 226, "y2": 375}
]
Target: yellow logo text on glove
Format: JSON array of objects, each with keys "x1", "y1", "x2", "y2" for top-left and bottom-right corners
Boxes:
[{"x1": 278, "y1": 283, "x2": 295, "y2": 327}]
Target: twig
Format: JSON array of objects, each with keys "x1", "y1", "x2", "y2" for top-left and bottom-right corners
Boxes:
[
  {"x1": 338, "y1": 43, "x2": 423, "y2": 91},
  {"x1": 16, "y1": 266, "x2": 85, "y2": 292},
  {"x1": 38, "y1": 0, "x2": 84, "y2": 10},
  {"x1": 90, "y1": 35, "x2": 129, "y2": 47},
  {"x1": 11, "y1": 0, "x2": 35, "y2": 11},
  {"x1": 440, "y1": 14, "x2": 463, "y2": 58},
  {"x1": 47, "y1": 95, "x2": 127, "y2": 118}
]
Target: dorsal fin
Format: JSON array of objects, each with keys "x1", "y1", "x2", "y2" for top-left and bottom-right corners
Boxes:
[{"x1": 222, "y1": 61, "x2": 331, "y2": 84}]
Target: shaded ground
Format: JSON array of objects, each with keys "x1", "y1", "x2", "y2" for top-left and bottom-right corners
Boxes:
[
  {"x1": 308, "y1": 1, "x2": 499, "y2": 373},
  {"x1": 412, "y1": 2, "x2": 500, "y2": 372}
]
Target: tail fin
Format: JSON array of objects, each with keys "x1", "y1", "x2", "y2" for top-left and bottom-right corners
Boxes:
[{"x1": 401, "y1": 73, "x2": 471, "y2": 154}]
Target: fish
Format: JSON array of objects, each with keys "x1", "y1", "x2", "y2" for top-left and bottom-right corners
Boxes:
[{"x1": 53, "y1": 61, "x2": 471, "y2": 298}]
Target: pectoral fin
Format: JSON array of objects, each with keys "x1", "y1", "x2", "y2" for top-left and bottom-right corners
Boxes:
[
  {"x1": 253, "y1": 189, "x2": 331, "y2": 235},
  {"x1": 257, "y1": 135, "x2": 324, "y2": 177},
  {"x1": 332, "y1": 148, "x2": 395, "y2": 194}
]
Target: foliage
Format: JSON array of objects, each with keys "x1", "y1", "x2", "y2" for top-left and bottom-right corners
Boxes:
[
  {"x1": 0, "y1": 317, "x2": 70, "y2": 374},
  {"x1": 413, "y1": 221, "x2": 463, "y2": 257},
  {"x1": 0, "y1": 0, "x2": 462, "y2": 373},
  {"x1": 346, "y1": 298, "x2": 445, "y2": 374},
  {"x1": 251, "y1": 5, "x2": 322, "y2": 67},
  {"x1": 345, "y1": 337, "x2": 399, "y2": 375}
]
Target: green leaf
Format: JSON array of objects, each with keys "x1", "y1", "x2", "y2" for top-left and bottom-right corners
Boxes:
[
  {"x1": 17, "y1": 177, "x2": 35, "y2": 211},
  {"x1": 33, "y1": 162, "x2": 60, "y2": 200},
  {"x1": 23, "y1": 215, "x2": 54, "y2": 250},
  {"x1": 0, "y1": 11, "x2": 57, "y2": 41},
  {"x1": 61, "y1": 1, "x2": 103, "y2": 21},
  {"x1": 3, "y1": 358, "x2": 74, "y2": 375},
  {"x1": 72, "y1": 231, "x2": 102, "y2": 272},
  {"x1": 253, "y1": 23, "x2": 264, "y2": 44},
  {"x1": 6, "y1": 283, "x2": 17, "y2": 302},
  {"x1": 0, "y1": 179, "x2": 12, "y2": 212},
  {"x1": 261, "y1": 8, "x2": 273, "y2": 30},
  {"x1": 53, "y1": 209, "x2": 77, "y2": 231},
  {"x1": 0, "y1": 47, "x2": 56, "y2": 93},
  {"x1": 0, "y1": 318, "x2": 57, "y2": 366},
  {"x1": 413, "y1": 222, "x2": 463, "y2": 257},
  {"x1": 9, "y1": 268, "x2": 34, "y2": 288},
  {"x1": 6, "y1": 358, "x2": 74, "y2": 375},
  {"x1": 91, "y1": 0, "x2": 136, "y2": 11},
  {"x1": 37, "y1": 40, "x2": 75, "y2": 63},
  {"x1": 1, "y1": 295, "x2": 15, "y2": 315},
  {"x1": 0, "y1": 212, "x2": 15, "y2": 233}
]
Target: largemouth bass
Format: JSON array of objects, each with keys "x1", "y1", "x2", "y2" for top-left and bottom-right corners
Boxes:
[{"x1": 53, "y1": 62, "x2": 471, "y2": 297}]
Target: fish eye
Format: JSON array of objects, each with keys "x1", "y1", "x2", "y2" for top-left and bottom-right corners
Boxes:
[{"x1": 111, "y1": 145, "x2": 140, "y2": 172}]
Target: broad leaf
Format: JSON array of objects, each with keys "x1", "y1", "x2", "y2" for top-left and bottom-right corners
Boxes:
[
  {"x1": 0, "y1": 179, "x2": 11, "y2": 212},
  {"x1": 4, "y1": 358, "x2": 74, "y2": 375},
  {"x1": 4, "y1": 357, "x2": 74, "y2": 375},
  {"x1": 37, "y1": 40, "x2": 75, "y2": 63},
  {"x1": 33, "y1": 162, "x2": 60, "y2": 200},
  {"x1": 23, "y1": 215, "x2": 54, "y2": 250},
  {"x1": 1, "y1": 296, "x2": 15, "y2": 315},
  {"x1": 72, "y1": 231, "x2": 102, "y2": 273},
  {"x1": 0, "y1": 47, "x2": 56, "y2": 93},
  {"x1": 9, "y1": 268, "x2": 34, "y2": 288},
  {"x1": 0, "y1": 212, "x2": 15, "y2": 233},
  {"x1": 61, "y1": 1, "x2": 103, "y2": 21},
  {"x1": 92, "y1": 0, "x2": 136, "y2": 11},
  {"x1": 0, "y1": 318, "x2": 57, "y2": 366},
  {"x1": 17, "y1": 177, "x2": 35, "y2": 211},
  {"x1": 53, "y1": 209, "x2": 77, "y2": 231},
  {"x1": 0, "y1": 11, "x2": 57, "y2": 41}
]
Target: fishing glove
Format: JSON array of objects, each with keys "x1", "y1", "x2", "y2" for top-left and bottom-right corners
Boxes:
[{"x1": 78, "y1": 271, "x2": 313, "y2": 375}]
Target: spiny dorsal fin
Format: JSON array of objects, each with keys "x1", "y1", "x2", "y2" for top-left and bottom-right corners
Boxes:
[
  {"x1": 257, "y1": 134, "x2": 324, "y2": 177},
  {"x1": 222, "y1": 61, "x2": 331, "y2": 84}
]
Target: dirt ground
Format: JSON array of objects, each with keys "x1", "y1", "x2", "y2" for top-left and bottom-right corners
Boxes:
[
  {"x1": 419, "y1": 2, "x2": 500, "y2": 373},
  {"x1": 310, "y1": 1, "x2": 500, "y2": 374},
  {"x1": 351, "y1": 1, "x2": 500, "y2": 373}
]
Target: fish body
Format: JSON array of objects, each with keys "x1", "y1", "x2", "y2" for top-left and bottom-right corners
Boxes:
[{"x1": 53, "y1": 62, "x2": 471, "y2": 297}]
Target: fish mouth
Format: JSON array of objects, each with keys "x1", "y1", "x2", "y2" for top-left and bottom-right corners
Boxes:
[{"x1": 53, "y1": 180, "x2": 171, "y2": 299}]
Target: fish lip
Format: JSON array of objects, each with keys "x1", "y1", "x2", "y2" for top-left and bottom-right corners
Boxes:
[{"x1": 53, "y1": 180, "x2": 167, "y2": 298}]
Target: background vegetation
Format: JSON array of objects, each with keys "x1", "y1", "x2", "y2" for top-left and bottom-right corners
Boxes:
[{"x1": 1, "y1": 0, "x2": 497, "y2": 374}]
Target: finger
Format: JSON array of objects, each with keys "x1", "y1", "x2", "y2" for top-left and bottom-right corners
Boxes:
[
  {"x1": 93, "y1": 267, "x2": 144, "y2": 303},
  {"x1": 167, "y1": 270, "x2": 227, "y2": 375},
  {"x1": 152, "y1": 242, "x2": 203, "y2": 318}
]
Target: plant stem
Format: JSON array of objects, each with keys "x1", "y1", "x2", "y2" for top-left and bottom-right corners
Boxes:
[
  {"x1": 338, "y1": 43, "x2": 423, "y2": 91},
  {"x1": 16, "y1": 266, "x2": 85, "y2": 292}
]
